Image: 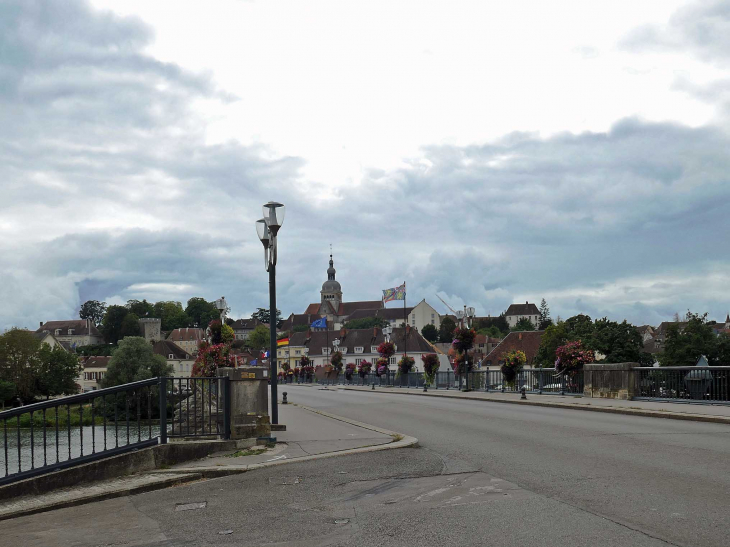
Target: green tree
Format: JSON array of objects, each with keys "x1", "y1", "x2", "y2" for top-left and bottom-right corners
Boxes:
[
  {"x1": 659, "y1": 312, "x2": 719, "y2": 366},
  {"x1": 591, "y1": 318, "x2": 646, "y2": 364},
  {"x1": 421, "y1": 323, "x2": 439, "y2": 342},
  {"x1": 439, "y1": 316, "x2": 457, "y2": 343},
  {"x1": 538, "y1": 298, "x2": 553, "y2": 330},
  {"x1": 185, "y1": 297, "x2": 220, "y2": 328},
  {"x1": 0, "y1": 380, "x2": 15, "y2": 409},
  {"x1": 0, "y1": 329, "x2": 43, "y2": 402},
  {"x1": 512, "y1": 318, "x2": 535, "y2": 331},
  {"x1": 79, "y1": 300, "x2": 107, "y2": 325},
  {"x1": 535, "y1": 322, "x2": 569, "y2": 367},
  {"x1": 76, "y1": 344, "x2": 116, "y2": 356},
  {"x1": 120, "y1": 313, "x2": 141, "y2": 339},
  {"x1": 102, "y1": 337, "x2": 172, "y2": 388},
  {"x1": 251, "y1": 308, "x2": 282, "y2": 327},
  {"x1": 101, "y1": 305, "x2": 129, "y2": 344},
  {"x1": 563, "y1": 314, "x2": 594, "y2": 341},
  {"x1": 126, "y1": 299, "x2": 154, "y2": 318},
  {"x1": 477, "y1": 325, "x2": 502, "y2": 338},
  {"x1": 152, "y1": 301, "x2": 190, "y2": 331},
  {"x1": 345, "y1": 316, "x2": 387, "y2": 329},
  {"x1": 293, "y1": 324, "x2": 309, "y2": 333},
  {"x1": 38, "y1": 345, "x2": 81, "y2": 397},
  {"x1": 247, "y1": 325, "x2": 271, "y2": 352}
]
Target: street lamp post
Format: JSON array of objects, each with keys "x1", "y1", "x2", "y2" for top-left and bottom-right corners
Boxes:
[
  {"x1": 215, "y1": 296, "x2": 227, "y2": 324},
  {"x1": 382, "y1": 325, "x2": 392, "y2": 385},
  {"x1": 255, "y1": 202, "x2": 285, "y2": 425},
  {"x1": 332, "y1": 338, "x2": 340, "y2": 385}
]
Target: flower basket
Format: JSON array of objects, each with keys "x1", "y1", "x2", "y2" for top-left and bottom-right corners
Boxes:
[
  {"x1": 555, "y1": 341, "x2": 594, "y2": 375},
  {"x1": 375, "y1": 358, "x2": 389, "y2": 377},
  {"x1": 397, "y1": 354, "x2": 415, "y2": 376},
  {"x1": 452, "y1": 328, "x2": 476, "y2": 353},
  {"x1": 345, "y1": 363, "x2": 356, "y2": 381},
  {"x1": 501, "y1": 350, "x2": 526, "y2": 386},
  {"x1": 421, "y1": 354, "x2": 439, "y2": 385},
  {"x1": 357, "y1": 360, "x2": 372, "y2": 377},
  {"x1": 330, "y1": 351, "x2": 344, "y2": 374},
  {"x1": 377, "y1": 342, "x2": 395, "y2": 359}
]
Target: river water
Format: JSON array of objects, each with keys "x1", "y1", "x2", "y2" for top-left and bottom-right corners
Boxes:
[{"x1": 1, "y1": 424, "x2": 161, "y2": 479}]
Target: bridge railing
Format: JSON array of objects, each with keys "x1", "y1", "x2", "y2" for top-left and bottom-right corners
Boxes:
[
  {"x1": 322, "y1": 368, "x2": 584, "y2": 395},
  {"x1": 0, "y1": 376, "x2": 230, "y2": 487},
  {"x1": 634, "y1": 366, "x2": 730, "y2": 403}
]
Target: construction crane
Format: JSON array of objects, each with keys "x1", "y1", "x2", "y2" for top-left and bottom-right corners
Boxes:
[{"x1": 436, "y1": 294, "x2": 460, "y2": 316}]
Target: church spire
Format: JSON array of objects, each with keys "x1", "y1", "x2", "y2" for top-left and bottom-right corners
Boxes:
[{"x1": 327, "y1": 247, "x2": 336, "y2": 281}]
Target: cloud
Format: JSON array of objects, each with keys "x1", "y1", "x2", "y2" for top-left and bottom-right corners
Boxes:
[
  {"x1": 621, "y1": 0, "x2": 730, "y2": 67},
  {"x1": 2, "y1": 0, "x2": 730, "y2": 331}
]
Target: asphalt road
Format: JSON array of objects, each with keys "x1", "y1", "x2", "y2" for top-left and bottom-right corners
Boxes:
[{"x1": 5, "y1": 386, "x2": 730, "y2": 547}]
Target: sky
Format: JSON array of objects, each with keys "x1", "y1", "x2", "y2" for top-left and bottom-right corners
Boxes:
[{"x1": 1, "y1": 0, "x2": 730, "y2": 330}]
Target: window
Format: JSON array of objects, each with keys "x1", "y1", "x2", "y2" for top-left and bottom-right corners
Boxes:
[
  {"x1": 322, "y1": 348, "x2": 331, "y2": 355},
  {"x1": 354, "y1": 346, "x2": 364, "y2": 354},
  {"x1": 355, "y1": 358, "x2": 362, "y2": 365},
  {"x1": 55, "y1": 329, "x2": 61, "y2": 336},
  {"x1": 68, "y1": 329, "x2": 74, "y2": 335},
  {"x1": 389, "y1": 357, "x2": 396, "y2": 365},
  {"x1": 169, "y1": 354, "x2": 174, "y2": 359},
  {"x1": 431, "y1": 320, "x2": 435, "y2": 325},
  {"x1": 340, "y1": 348, "x2": 347, "y2": 355},
  {"x1": 370, "y1": 346, "x2": 378, "y2": 353},
  {"x1": 295, "y1": 350, "x2": 301, "y2": 356}
]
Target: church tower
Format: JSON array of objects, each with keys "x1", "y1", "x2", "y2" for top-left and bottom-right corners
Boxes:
[{"x1": 320, "y1": 253, "x2": 342, "y2": 312}]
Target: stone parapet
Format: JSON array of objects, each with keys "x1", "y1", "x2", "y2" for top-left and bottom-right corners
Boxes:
[
  {"x1": 583, "y1": 362, "x2": 639, "y2": 400},
  {"x1": 218, "y1": 367, "x2": 270, "y2": 439}
]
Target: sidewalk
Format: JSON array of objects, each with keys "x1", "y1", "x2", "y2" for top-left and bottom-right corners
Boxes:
[
  {"x1": 339, "y1": 385, "x2": 730, "y2": 424},
  {"x1": 0, "y1": 404, "x2": 415, "y2": 521},
  {"x1": 163, "y1": 403, "x2": 396, "y2": 472}
]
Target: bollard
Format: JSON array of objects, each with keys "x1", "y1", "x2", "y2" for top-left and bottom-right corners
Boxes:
[
  {"x1": 372, "y1": 382, "x2": 375, "y2": 390},
  {"x1": 282, "y1": 392, "x2": 288, "y2": 405},
  {"x1": 423, "y1": 382, "x2": 428, "y2": 392},
  {"x1": 520, "y1": 386, "x2": 526, "y2": 400}
]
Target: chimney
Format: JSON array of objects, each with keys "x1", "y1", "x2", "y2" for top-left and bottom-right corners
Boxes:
[
  {"x1": 340, "y1": 327, "x2": 346, "y2": 338},
  {"x1": 307, "y1": 328, "x2": 311, "y2": 338},
  {"x1": 519, "y1": 333, "x2": 523, "y2": 341},
  {"x1": 525, "y1": 301, "x2": 528, "y2": 305},
  {"x1": 40, "y1": 321, "x2": 43, "y2": 328},
  {"x1": 373, "y1": 326, "x2": 378, "y2": 339}
]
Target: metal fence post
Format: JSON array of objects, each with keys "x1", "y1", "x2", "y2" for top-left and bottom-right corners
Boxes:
[
  {"x1": 223, "y1": 376, "x2": 231, "y2": 440},
  {"x1": 158, "y1": 377, "x2": 167, "y2": 445}
]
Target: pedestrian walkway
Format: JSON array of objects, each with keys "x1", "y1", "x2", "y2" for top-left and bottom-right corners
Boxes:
[
  {"x1": 337, "y1": 385, "x2": 730, "y2": 424},
  {"x1": 167, "y1": 403, "x2": 394, "y2": 470}
]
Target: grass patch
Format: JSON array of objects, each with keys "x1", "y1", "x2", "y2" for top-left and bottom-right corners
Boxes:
[{"x1": 391, "y1": 434, "x2": 404, "y2": 442}]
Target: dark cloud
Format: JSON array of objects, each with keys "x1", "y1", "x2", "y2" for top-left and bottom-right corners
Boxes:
[{"x1": 2, "y1": 0, "x2": 730, "y2": 331}]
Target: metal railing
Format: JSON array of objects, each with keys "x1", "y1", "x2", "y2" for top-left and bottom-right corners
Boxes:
[
  {"x1": 0, "y1": 376, "x2": 230, "y2": 486},
  {"x1": 322, "y1": 368, "x2": 584, "y2": 396},
  {"x1": 634, "y1": 366, "x2": 730, "y2": 404}
]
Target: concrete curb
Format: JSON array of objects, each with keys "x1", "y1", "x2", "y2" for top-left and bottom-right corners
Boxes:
[
  {"x1": 339, "y1": 387, "x2": 730, "y2": 425},
  {"x1": 156, "y1": 404, "x2": 418, "y2": 478},
  {"x1": 0, "y1": 472, "x2": 202, "y2": 522}
]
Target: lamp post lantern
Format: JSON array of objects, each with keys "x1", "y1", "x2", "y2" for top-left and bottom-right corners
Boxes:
[
  {"x1": 215, "y1": 296, "x2": 228, "y2": 324},
  {"x1": 255, "y1": 202, "x2": 285, "y2": 425}
]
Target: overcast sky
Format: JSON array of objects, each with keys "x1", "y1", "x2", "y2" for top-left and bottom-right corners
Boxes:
[{"x1": 2, "y1": 0, "x2": 730, "y2": 330}]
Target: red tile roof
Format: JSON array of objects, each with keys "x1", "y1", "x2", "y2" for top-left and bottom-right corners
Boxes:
[
  {"x1": 484, "y1": 331, "x2": 544, "y2": 365},
  {"x1": 167, "y1": 328, "x2": 205, "y2": 342}
]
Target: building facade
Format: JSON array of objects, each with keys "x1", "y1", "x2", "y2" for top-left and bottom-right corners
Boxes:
[
  {"x1": 504, "y1": 302, "x2": 541, "y2": 329},
  {"x1": 281, "y1": 326, "x2": 436, "y2": 372},
  {"x1": 139, "y1": 318, "x2": 162, "y2": 342},
  {"x1": 167, "y1": 327, "x2": 205, "y2": 355},
  {"x1": 37, "y1": 320, "x2": 104, "y2": 349},
  {"x1": 231, "y1": 318, "x2": 261, "y2": 341},
  {"x1": 153, "y1": 340, "x2": 194, "y2": 378},
  {"x1": 78, "y1": 356, "x2": 111, "y2": 392}
]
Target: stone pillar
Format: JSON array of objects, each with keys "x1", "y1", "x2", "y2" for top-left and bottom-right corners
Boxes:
[
  {"x1": 218, "y1": 367, "x2": 271, "y2": 439},
  {"x1": 583, "y1": 362, "x2": 639, "y2": 400}
]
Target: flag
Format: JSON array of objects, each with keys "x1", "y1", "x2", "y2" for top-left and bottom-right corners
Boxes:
[
  {"x1": 250, "y1": 359, "x2": 257, "y2": 366},
  {"x1": 310, "y1": 317, "x2": 327, "y2": 329},
  {"x1": 277, "y1": 337, "x2": 289, "y2": 347},
  {"x1": 382, "y1": 283, "x2": 406, "y2": 303},
  {"x1": 261, "y1": 350, "x2": 269, "y2": 358}
]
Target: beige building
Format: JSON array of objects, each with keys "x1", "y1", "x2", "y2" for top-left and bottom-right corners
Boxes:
[
  {"x1": 37, "y1": 319, "x2": 104, "y2": 349},
  {"x1": 504, "y1": 302, "x2": 541, "y2": 329},
  {"x1": 167, "y1": 327, "x2": 205, "y2": 355},
  {"x1": 32, "y1": 331, "x2": 72, "y2": 352},
  {"x1": 78, "y1": 356, "x2": 111, "y2": 392},
  {"x1": 153, "y1": 340, "x2": 194, "y2": 378}
]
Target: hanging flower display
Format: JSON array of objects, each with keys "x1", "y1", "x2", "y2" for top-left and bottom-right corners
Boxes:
[
  {"x1": 345, "y1": 362, "x2": 356, "y2": 380},
  {"x1": 421, "y1": 354, "x2": 439, "y2": 384},
  {"x1": 377, "y1": 342, "x2": 396, "y2": 359},
  {"x1": 397, "y1": 354, "x2": 415, "y2": 375},
  {"x1": 375, "y1": 357, "x2": 389, "y2": 377},
  {"x1": 554, "y1": 341, "x2": 594, "y2": 375},
  {"x1": 192, "y1": 341, "x2": 233, "y2": 377},
  {"x1": 330, "y1": 351, "x2": 344, "y2": 373},
  {"x1": 452, "y1": 327, "x2": 477, "y2": 353},
  {"x1": 501, "y1": 349, "x2": 526, "y2": 384},
  {"x1": 357, "y1": 360, "x2": 372, "y2": 376}
]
